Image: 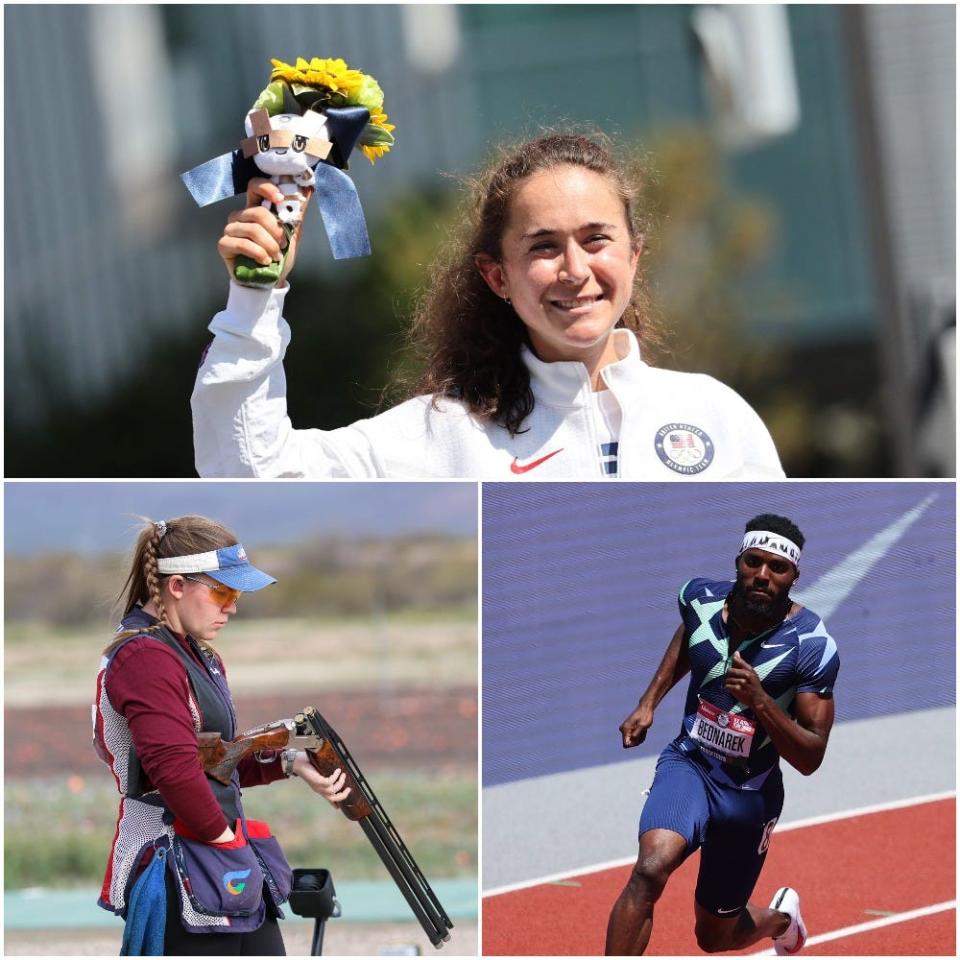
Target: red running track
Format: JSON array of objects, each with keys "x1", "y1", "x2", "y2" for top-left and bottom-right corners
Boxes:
[{"x1": 483, "y1": 797, "x2": 955, "y2": 955}]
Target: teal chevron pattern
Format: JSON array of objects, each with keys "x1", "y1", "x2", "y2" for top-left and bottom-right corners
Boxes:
[{"x1": 676, "y1": 577, "x2": 839, "y2": 789}]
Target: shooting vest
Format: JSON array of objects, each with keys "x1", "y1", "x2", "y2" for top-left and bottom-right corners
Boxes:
[{"x1": 93, "y1": 607, "x2": 246, "y2": 926}]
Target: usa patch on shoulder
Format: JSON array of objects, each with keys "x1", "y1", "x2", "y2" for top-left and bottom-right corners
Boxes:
[{"x1": 654, "y1": 423, "x2": 714, "y2": 474}]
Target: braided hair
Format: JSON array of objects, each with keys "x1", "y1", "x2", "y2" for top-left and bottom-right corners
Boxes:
[{"x1": 142, "y1": 521, "x2": 170, "y2": 629}]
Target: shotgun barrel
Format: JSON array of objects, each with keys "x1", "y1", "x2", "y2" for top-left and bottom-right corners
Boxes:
[{"x1": 296, "y1": 706, "x2": 454, "y2": 948}]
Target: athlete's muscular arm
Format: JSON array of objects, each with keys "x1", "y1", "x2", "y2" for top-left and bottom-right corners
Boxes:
[
  {"x1": 619, "y1": 623, "x2": 690, "y2": 748},
  {"x1": 725, "y1": 651, "x2": 835, "y2": 775}
]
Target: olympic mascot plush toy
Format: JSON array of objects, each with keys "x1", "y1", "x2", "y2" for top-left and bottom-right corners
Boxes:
[{"x1": 181, "y1": 57, "x2": 395, "y2": 287}]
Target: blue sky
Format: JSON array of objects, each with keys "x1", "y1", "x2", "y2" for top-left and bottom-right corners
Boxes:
[{"x1": 4, "y1": 482, "x2": 477, "y2": 555}]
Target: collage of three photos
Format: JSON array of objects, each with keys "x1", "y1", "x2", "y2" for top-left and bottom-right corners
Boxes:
[
  {"x1": 5, "y1": 481, "x2": 955, "y2": 958},
  {"x1": 4, "y1": 4, "x2": 955, "y2": 958}
]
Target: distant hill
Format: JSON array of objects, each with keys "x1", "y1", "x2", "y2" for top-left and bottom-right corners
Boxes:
[
  {"x1": 5, "y1": 535, "x2": 477, "y2": 626},
  {"x1": 4, "y1": 483, "x2": 477, "y2": 556}
]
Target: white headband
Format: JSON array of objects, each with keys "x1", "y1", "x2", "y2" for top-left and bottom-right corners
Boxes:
[
  {"x1": 738, "y1": 530, "x2": 801, "y2": 568},
  {"x1": 156, "y1": 550, "x2": 220, "y2": 574}
]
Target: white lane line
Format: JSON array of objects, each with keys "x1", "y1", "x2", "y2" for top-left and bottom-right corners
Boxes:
[
  {"x1": 770, "y1": 789, "x2": 957, "y2": 834},
  {"x1": 791, "y1": 492, "x2": 937, "y2": 618},
  {"x1": 746, "y1": 899, "x2": 957, "y2": 955},
  {"x1": 483, "y1": 790, "x2": 956, "y2": 898}
]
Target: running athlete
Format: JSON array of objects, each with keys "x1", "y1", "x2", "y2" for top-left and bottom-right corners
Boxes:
[{"x1": 605, "y1": 514, "x2": 839, "y2": 955}]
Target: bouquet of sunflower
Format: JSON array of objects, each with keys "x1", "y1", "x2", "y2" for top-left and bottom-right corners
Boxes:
[
  {"x1": 260, "y1": 57, "x2": 395, "y2": 163},
  {"x1": 181, "y1": 55, "x2": 395, "y2": 272}
]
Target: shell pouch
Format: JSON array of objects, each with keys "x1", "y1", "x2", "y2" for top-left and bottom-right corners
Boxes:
[
  {"x1": 246, "y1": 819, "x2": 293, "y2": 914},
  {"x1": 172, "y1": 818, "x2": 266, "y2": 926}
]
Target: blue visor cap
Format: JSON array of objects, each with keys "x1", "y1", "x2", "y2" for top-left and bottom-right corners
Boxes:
[{"x1": 206, "y1": 544, "x2": 276, "y2": 592}]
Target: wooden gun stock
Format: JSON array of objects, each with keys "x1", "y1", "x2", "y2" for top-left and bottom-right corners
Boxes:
[{"x1": 198, "y1": 727, "x2": 291, "y2": 784}]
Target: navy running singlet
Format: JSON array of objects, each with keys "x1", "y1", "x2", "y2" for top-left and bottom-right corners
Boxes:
[{"x1": 674, "y1": 578, "x2": 840, "y2": 790}]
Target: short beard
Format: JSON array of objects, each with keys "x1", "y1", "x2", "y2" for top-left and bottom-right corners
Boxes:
[{"x1": 730, "y1": 577, "x2": 791, "y2": 622}]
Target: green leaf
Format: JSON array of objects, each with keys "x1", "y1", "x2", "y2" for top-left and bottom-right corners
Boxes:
[
  {"x1": 359, "y1": 125, "x2": 395, "y2": 147},
  {"x1": 252, "y1": 80, "x2": 285, "y2": 116},
  {"x1": 291, "y1": 85, "x2": 331, "y2": 114}
]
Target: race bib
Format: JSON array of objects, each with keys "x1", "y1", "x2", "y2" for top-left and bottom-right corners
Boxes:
[{"x1": 691, "y1": 699, "x2": 756, "y2": 763}]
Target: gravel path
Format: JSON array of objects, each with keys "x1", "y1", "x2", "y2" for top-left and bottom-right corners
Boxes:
[{"x1": 4, "y1": 920, "x2": 478, "y2": 956}]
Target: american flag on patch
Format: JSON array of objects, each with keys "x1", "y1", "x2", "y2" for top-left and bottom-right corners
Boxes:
[{"x1": 669, "y1": 433, "x2": 696, "y2": 449}]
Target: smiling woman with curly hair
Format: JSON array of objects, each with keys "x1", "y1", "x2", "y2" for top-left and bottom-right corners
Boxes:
[{"x1": 194, "y1": 131, "x2": 784, "y2": 479}]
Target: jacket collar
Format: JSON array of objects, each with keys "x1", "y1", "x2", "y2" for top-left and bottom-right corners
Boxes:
[{"x1": 521, "y1": 328, "x2": 644, "y2": 408}]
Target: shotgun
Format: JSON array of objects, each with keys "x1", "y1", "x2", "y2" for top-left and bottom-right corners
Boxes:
[{"x1": 197, "y1": 707, "x2": 454, "y2": 948}]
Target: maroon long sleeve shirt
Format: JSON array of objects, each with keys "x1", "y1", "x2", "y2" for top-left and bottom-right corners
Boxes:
[{"x1": 106, "y1": 632, "x2": 287, "y2": 841}]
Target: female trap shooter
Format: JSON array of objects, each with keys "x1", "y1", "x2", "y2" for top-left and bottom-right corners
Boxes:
[{"x1": 198, "y1": 706, "x2": 454, "y2": 948}]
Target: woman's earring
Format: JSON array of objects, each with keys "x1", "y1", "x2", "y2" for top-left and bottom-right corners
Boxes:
[{"x1": 503, "y1": 295, "x2": 511, "y2": 305}]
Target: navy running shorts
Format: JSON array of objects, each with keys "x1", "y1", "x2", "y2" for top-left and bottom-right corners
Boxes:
[{"x1": 639, "y1": 739, "x2": 784, "y2": 916}]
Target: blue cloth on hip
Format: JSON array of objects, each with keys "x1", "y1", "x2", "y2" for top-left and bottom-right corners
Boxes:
[{"x1": 120, "y1": 847, "x2": 167, "y2": 956}]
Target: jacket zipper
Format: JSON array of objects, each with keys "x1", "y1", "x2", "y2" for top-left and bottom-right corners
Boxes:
[{"x1": 597, "y1": 369, "x2": 624, "y2": 478}]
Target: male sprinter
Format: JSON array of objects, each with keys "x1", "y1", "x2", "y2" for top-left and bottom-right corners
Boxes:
[{"x1": 605, "y1": 514, "x2": 839, "y2": 955}]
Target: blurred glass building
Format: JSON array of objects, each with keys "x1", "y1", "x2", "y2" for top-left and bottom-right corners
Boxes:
[{"x1": 5, "y1": 4, "x2": 954, "y2": 476}]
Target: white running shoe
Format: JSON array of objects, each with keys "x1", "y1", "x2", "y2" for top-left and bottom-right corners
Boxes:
[{"x1": 770, "y1": 886, "x2": 807, "y2": 955}]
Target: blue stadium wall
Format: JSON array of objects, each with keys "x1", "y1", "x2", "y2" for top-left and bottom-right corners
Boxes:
[{"x1": 482, "y1": 483, "x2": 954, "y2": 787}]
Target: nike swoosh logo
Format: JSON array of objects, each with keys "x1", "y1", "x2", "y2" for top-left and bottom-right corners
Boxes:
[
  {"x1": 510, "y1": 449, "x2": 564, "y2": 474},
  {"x1": 761, "y1": 643, "x2": 787, "y2": 648},
  {"x1": 716, "y1": 906, "x2": 742, "y2": 915},
  {"x1": 792, "y1": 493, "x2": 937, "y2": 617}
]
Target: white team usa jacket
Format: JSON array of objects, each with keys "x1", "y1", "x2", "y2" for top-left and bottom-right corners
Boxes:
[{"x1": 192, "y1": 283, "x2": 786, "y2": 480}]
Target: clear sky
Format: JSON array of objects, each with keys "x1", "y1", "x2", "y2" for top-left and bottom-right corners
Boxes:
[{"x1": 4, "y1": 482, "x2": 477, "y2": 555}]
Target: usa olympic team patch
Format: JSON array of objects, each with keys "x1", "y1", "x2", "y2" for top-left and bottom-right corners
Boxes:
[{"x1": 654, "y1": 423, "x2": 714, "y2": 474}]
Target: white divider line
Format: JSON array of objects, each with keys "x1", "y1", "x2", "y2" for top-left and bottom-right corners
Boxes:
[
  {"x1": 746, "y1": 899, "x2": 957, "y2": 955},
  {"x1": 769, "y1": 789, "x2": 956, "y2": 834},
  {"x1": 483, "y1": 790, "x2": 956, "y2": 898}
]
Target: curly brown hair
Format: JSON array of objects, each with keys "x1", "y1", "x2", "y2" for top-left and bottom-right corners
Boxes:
[{"x1": 405, "y1": 131, "x2": 661, "y2": 436}]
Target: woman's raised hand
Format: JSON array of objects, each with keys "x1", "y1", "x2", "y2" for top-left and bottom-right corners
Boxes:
[{"x1": 217, "y1": 178, "x2": 312, "y2": 286}]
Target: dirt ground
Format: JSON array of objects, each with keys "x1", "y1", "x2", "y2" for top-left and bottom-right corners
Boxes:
[
  {"x1": 4, "y1": 920, "x2": 478, "y2": 956},
  {"x1": 6, "y1": 687, "x2": 477, "y2": 777}
]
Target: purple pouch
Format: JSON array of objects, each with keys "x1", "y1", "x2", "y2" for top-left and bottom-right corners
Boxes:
[
  {"x1": 171, "y1": 819, "x2": 265, "y2": 921},
  {"x1": 247, "y1": 820, "x2": 294, "y2": 910}
]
